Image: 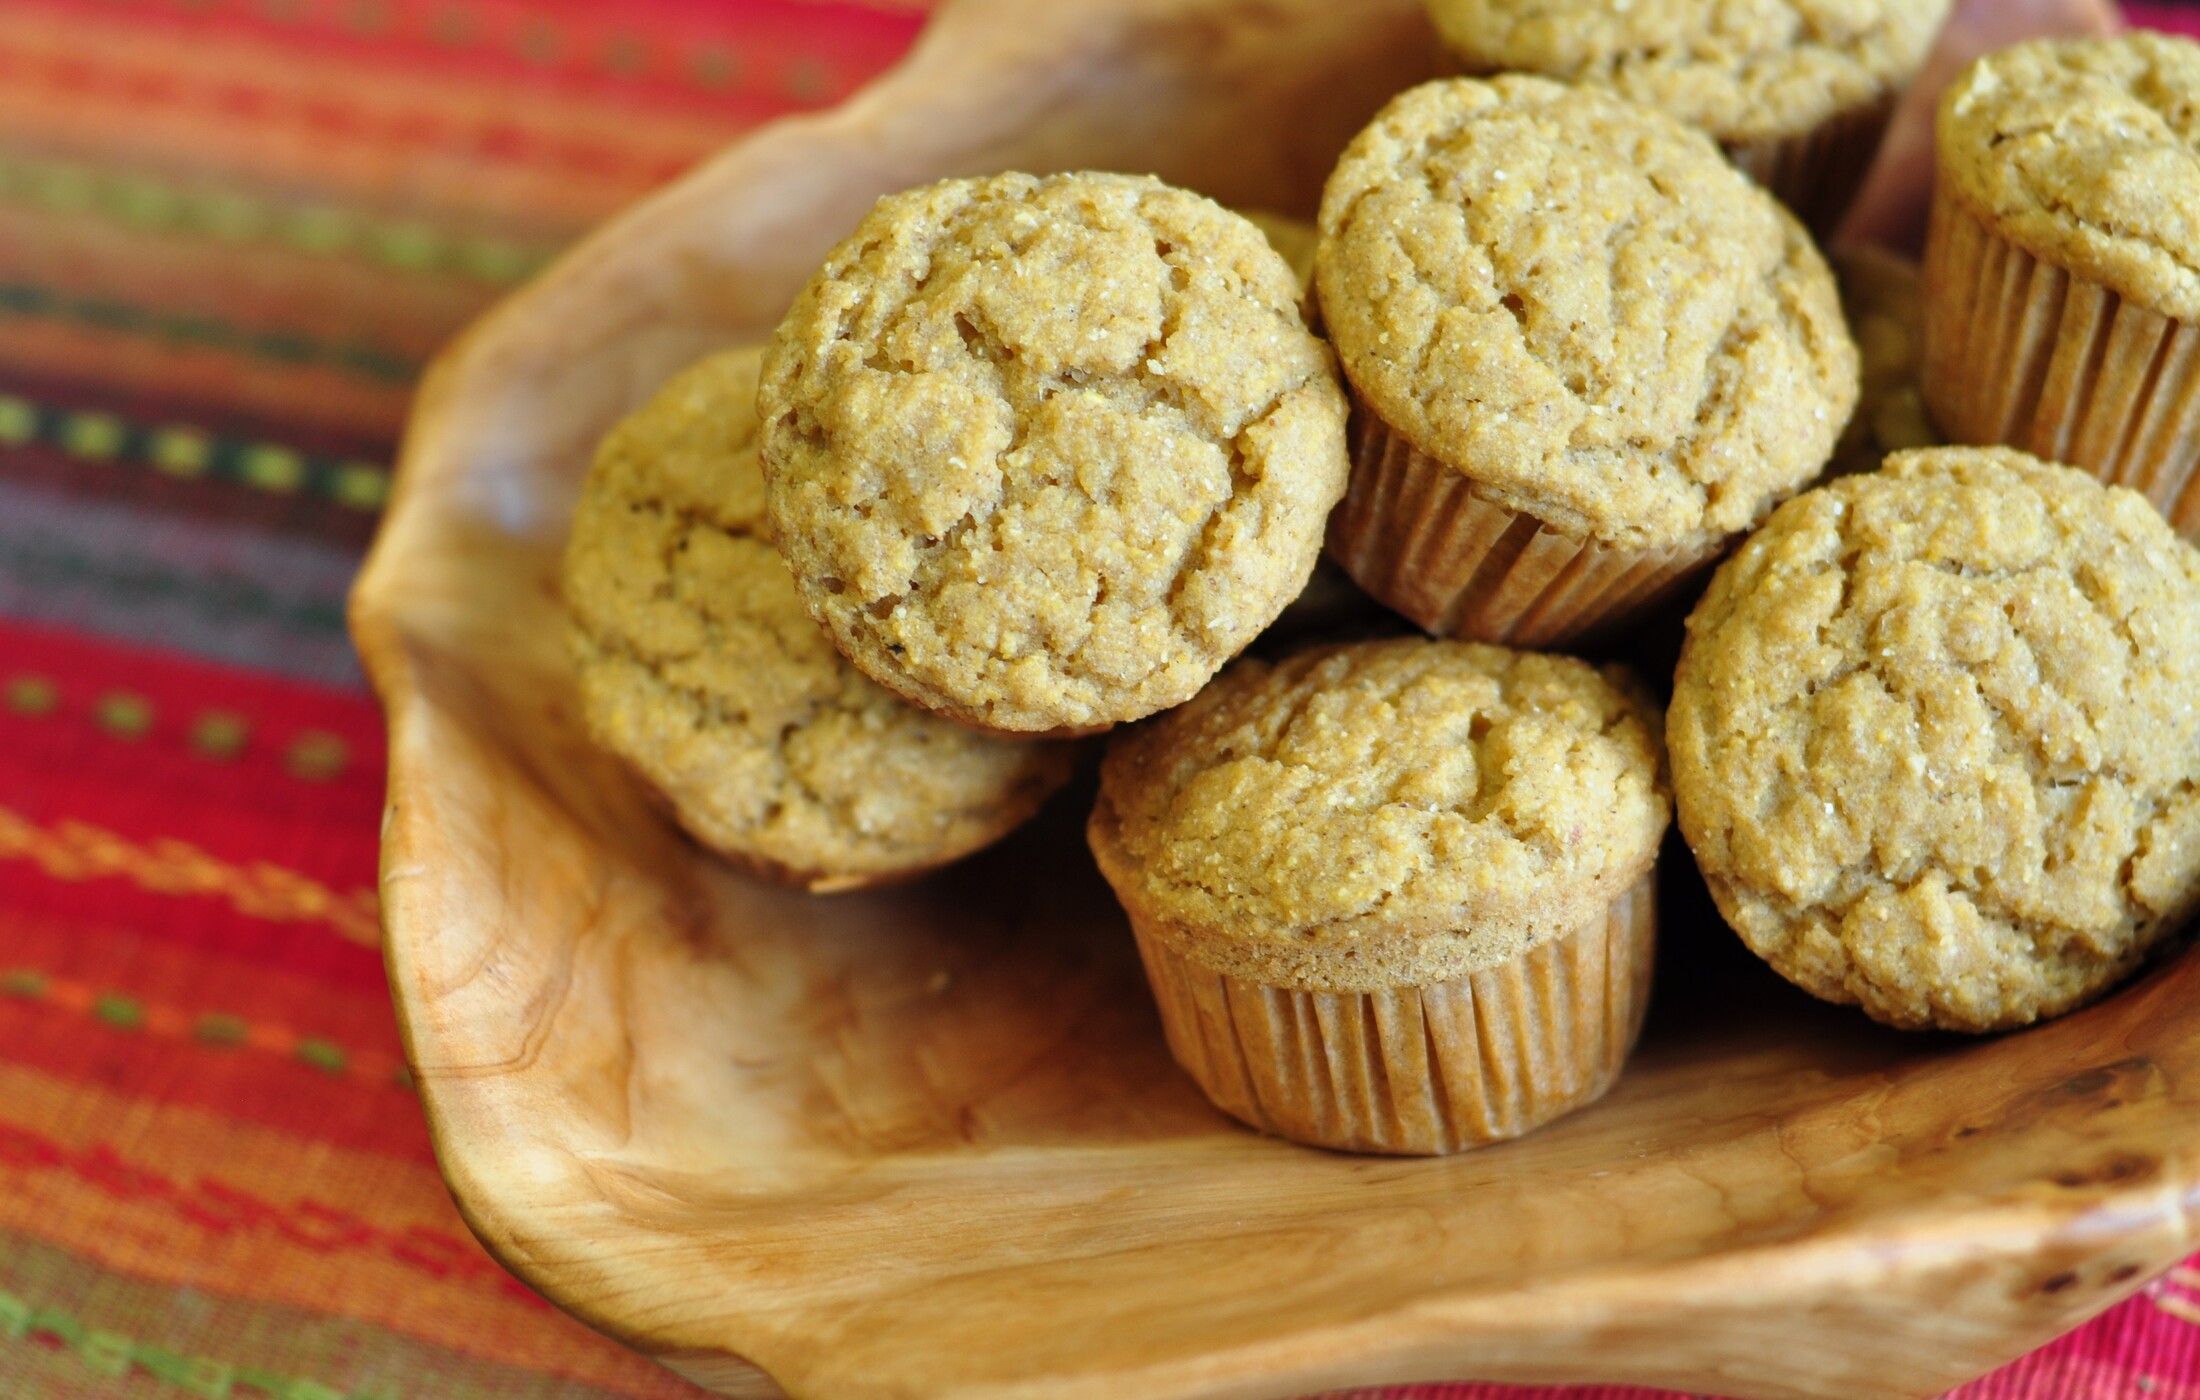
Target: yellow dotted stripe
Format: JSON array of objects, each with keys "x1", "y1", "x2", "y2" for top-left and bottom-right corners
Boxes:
[
  {"x1": 0, "y1": 151, "x2": 551, "y2": 286},
  {"x1": 0, "y1": 1289, "x2": 395, "y2": 1400},
  {"x1": 107, "y1": 0, "x2": 880, "y2": 102},
  {"x1": 0, "y1": 805, "x2": 381, "y2": 949},
  {"x1": 6, "y1": 673, "x2": 352, "y2": 778},
  {"x1": 0, "y1": 392, "x2": 390, "y2": 513},
  {"x1": 0, "y1": 965, "x2": 412, "y2": 1090}
]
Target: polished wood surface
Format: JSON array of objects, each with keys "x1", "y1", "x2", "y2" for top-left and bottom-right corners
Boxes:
[{"x1": 351, "y1": 2, "x2": 2200, "y2": 1395}]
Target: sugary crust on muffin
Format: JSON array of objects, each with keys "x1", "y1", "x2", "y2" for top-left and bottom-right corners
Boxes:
[
  {"x1": 759, "y1": 172, "x2": 1350, "y2": 735},
  {"x1": 1090, "y1": 637, "x2": 1670, "y2": 992},
  {"x1": 1427, "y1": 0, "x2": 1952, "y2": 143},
  {"x1": 562, "y1": 348, "x2": 1075, "y2": 890},
  {"x1": 1315, "y1": 77, "x2": 1857, "y2": 552},
  {"x1": 1939, "y1": 33, "x2": 2200, "y2": 323},
  {"x1": 1670, "y1": 447, "x2": 2200, "y2": 1031}
]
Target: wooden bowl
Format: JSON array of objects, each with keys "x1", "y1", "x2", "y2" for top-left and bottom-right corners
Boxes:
[{"x1": 351, "y1": 2, "x2": 2200, "y2": 1395}]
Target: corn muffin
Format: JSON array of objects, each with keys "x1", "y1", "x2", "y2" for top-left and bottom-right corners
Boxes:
[
  {"x1": 1425, "y1": 0, "x2": 1953, "y2": 233},
  {"x1": 1090, "y1": 637, "x2": 1669, "y2": 1154},
  {"x1": 1670, "y1": 447, "x2": 2200, "y2": 1031},
  {"x1": 1924, "y1": 33, "x2": 2200, "y2": 543},
  {"x1": 562, "y1": 348, "x2": 1077, "y2": 892},
  {"x1": 759, "y1": 172, "x2": 1350, "y2": 735},
  {"x1": 1316, "y1": 77, "x2": 1858, "y2": 647}
]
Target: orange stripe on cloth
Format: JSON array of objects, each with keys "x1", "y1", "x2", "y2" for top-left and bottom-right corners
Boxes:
[
  {"x1": 0, "y1": 313, "x2": 411, "y2": 442},
  {"x1": 0, "y1": 1230, "x2": 669, "y2": 1399},
  {"x1": 0, "y1": 201, "x2": 485, "y2": 375},
  {"x1": 0, "y1": 805, "x2": 381, "y2": 948},
  {"x1": 0, "y1": 1063, "x2": 694, "y2": 1397},
  {"x1": 0, "y1": 16, "x2": 716, "y2": 226}
]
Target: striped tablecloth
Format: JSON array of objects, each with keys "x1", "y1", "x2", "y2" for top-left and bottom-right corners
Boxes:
[{"x1": 2, "y1": 3, "x2": 2198, "y2": 1397}]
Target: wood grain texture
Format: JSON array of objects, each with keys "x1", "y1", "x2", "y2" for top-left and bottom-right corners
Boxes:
[{"x1": 350, "y1": 2, "x2": 2200, "y2": 1396}]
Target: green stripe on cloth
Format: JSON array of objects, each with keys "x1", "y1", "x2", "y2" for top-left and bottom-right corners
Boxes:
[
  {"x1": 0, "y1": 536, "x2": 350, "y2": 636},
  {"x1": 0, "y1": 152, "x2": 553, "y2": 287},
  {"x1": 0, "y1": 284, "x2": 419, "y2": 384},
  {"x1": 0, "y1": 1232, "x2": 664, "y2": 1399},
  {"x1": 0, "y1": 393, "x2": 390, "y2": 512}
]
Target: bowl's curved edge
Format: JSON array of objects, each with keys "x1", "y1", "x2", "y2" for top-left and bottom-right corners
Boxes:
[{"x1": 348, "y1": 0, "x2": 2200, "y2": 1394}]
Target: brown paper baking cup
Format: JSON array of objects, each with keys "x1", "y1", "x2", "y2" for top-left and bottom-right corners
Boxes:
[
  {"x1": 1724, "y1": 94, "x2": 1898, "y2": 239},
  {"x1": 1923, "y1": 188, "x2": 2200, "y2": 541},
  {"x1": 1328, "y1": 408, "x2": 1712, "y2": 648},
  {"x1": 1132, "y1": 872, "x2": 1657, "y2": 1156}
]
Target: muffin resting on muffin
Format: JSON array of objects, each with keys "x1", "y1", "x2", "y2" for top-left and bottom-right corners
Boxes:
[
  {"x1": 1091, "y1": 636, "x2": 1669, "y2": 1154},
  {"x1": 1670, "y1": 447, "x2": 2200, "y2": 1032},
  {"x1": 1924, "y1": 33, "x2": 2200, "y2": 542},
  {"x1": 562, "y1": 348, "x2": 1076, "y2": 892},
  {"x1": 1423, "y1": 0, "x2": 1953, "y2": 233},
  {"x1": 759, "y1": 172, "x2": 1351, "y2": 736},
  {"x1": 1316, "y1": 76, "x2": 1858, "y2": 646}
]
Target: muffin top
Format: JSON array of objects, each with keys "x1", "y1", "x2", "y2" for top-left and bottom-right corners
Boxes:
[
  {"x1": 760, "y1": 172, "x2": 1350, "y2": 735},
  {"x1": 1671, "y1": 447, "x2": 2200, "y2": 1031},
  {"x1": 1426, "y1": 0, "x2": 1950, "y2": 144},
  {"x1": 562, "y1": 348, "x2": 1075, "y2": 891},
  {"x1": 1940, "y1": 33, "x2": 2200, "y2": 322},
  {"x1": 1090, "y1": 638, "x2": 1669, "y2": 992},
  {"x1": 1315, "y1": 77, "x2": 1857, "y2": 552},
  {"x1": 1830, "y1": 247, "x2": 1938, "y2": 478}
]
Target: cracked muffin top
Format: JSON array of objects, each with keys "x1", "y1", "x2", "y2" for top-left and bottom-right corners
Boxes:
[
  {"x1": 1940, "y1": 33, "x2": 2200, "y2": 322},
  {"x1": 1426, "y1": 0, "x2": 1952, "y2": 144},
  {"x1": 561, "y1": 348, "x2": 1076, "y2": 891},
  {"x1": 1670, "y1": 447, "x2": 2200, "y2": 1031},
  {"x1": 1089, "y1": 637, "x2": 1669, "y2": 992},
  {"x1": 758, "y1": 172, "x2": 1350, "y2": 735},
  {"x1": 1315, "y1": 77, "x2": 1857, "y2": 553}
]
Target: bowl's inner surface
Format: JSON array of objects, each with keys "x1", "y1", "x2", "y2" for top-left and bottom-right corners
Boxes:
[{"x1": 362, "y1": 1, "x2": 2200, "y2": 1394}]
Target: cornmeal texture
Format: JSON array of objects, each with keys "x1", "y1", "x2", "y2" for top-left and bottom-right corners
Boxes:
[
  {"x1": 1940, "y1": 34, "x2": 2200, "y2": 322},
  {"x1": 563, "y1": 348, "x2": 1074, "y2": 889},
  {"x1": 1671, "y1": 448, "x2": 2200, "y2": 1031},
  {"x1": 760, "y1": 173, "x2": 1350, "y2": 734},
  {"x1": 1426, "y1": 0, "x2": 1951, "y2": 142},
  {"x1": 1091, "y1": 638, "x2": 1669, "y2": 991},
  {"x1": 1315, "y1": 77, "x2": 1857, "y2": 551}
]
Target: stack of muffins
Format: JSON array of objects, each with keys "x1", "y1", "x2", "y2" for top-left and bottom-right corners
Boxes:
[{"x1": 559, "y1": 5, "x2": 2200, "y2": 1157}]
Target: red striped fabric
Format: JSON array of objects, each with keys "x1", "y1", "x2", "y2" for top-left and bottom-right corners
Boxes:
[{"x1": 3, "y1": 3, "x2": 2199, "y2": 1398}]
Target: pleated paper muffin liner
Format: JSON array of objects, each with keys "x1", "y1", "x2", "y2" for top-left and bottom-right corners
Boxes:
[
  {"x1": 1132, "y1": 872, "x2": 1657, "y2": 1156},
  {"x1": 1725, "y1": 94, "x2": 1898, "y2": 239},
  {"x1": 1327, "y1": 407, "x2": 1713, "y2": 648},
  {"x1": 1923, "y1": 188, "x2": 2200, "y2": 541}
]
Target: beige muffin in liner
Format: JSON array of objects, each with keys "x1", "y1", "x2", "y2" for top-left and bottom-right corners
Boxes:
[
  {"x1": 1315, "y1": 78, "x2": 1858, "y2": 648},
  {"x1": 1423, "y1": 0, "x2": 1952, "y2": 235},
  {"x1": 1923, "y1": 35, "x2": 2200, "y2": 542},
  {"x1": 1089, "y1": 638, "x2": 1669, "y2": 1155},
  {"x1": 1670, "y1": 448, "x2": 2200, "y2": 1032},
  {"x1": 561, "y1": 348, "x2": 1077, "y2": 892}
]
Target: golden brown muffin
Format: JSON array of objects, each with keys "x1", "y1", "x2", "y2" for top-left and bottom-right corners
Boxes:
[
  {"x1": 1924, "y1": 34, "x2": 2200, "y2": 540},
  {"x1": 562, "y1": 348, "x2": 1076, "y2": 892},
  {"x1": 759, "y1": 172, "x2": 1350, "y2": 735},
  {"x1": 1316, "y1": 77, "x2": 1858, "y2": 645},
  {"x1": 1670, "y1": 447, "x2": 2200, "y2": 1032},
  {"x1": 1425, "y1": 0, "x2": 1953, "y2": 232},
  {"x1": 1830, "y1": 246, "x2": 1939, "y2": 478},
  {"x1": 1091, "y1": 637, "x2": 1669, "y2": 1154}
]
